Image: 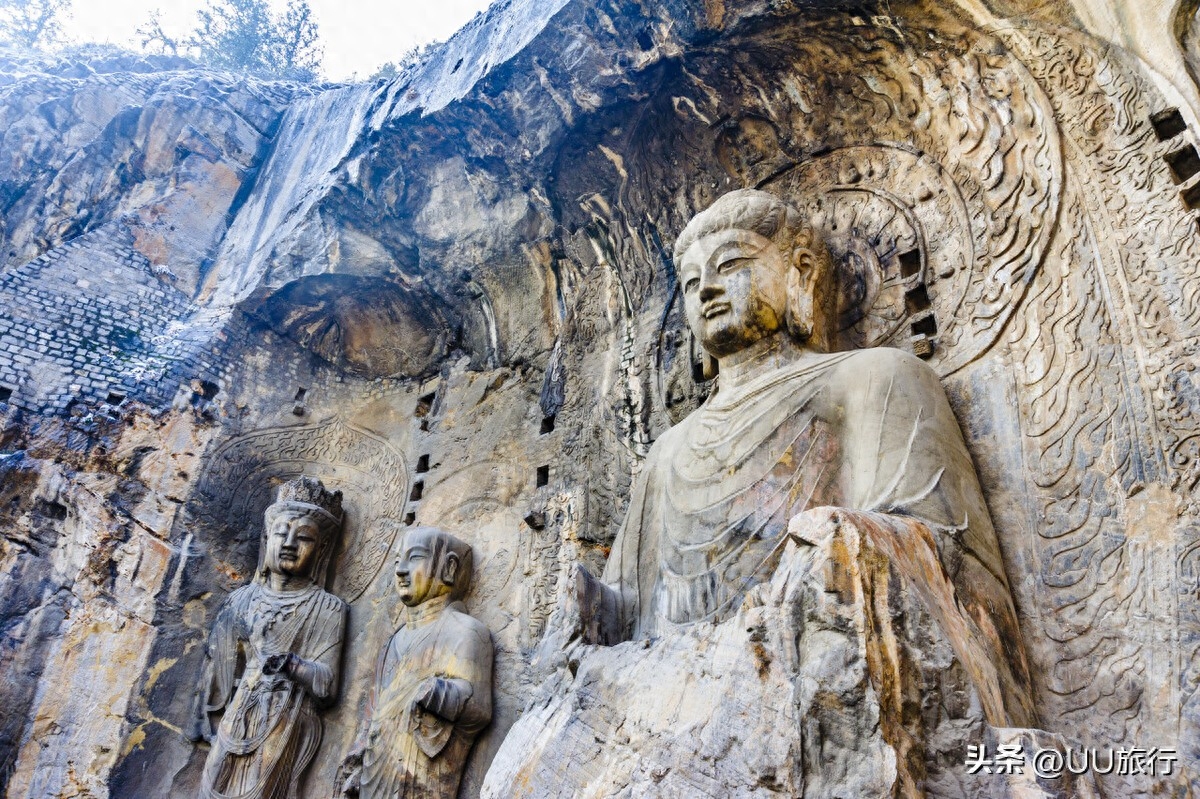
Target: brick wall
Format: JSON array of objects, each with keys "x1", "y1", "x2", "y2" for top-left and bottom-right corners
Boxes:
[{"x1": 0, "y1": 223, "x2": 207, "y2": 413}]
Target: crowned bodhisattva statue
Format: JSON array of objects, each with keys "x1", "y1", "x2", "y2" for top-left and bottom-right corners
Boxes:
[
  {"x1": 189, "y1": 476, "x2": 349, "y2": 799},
  {"x1": 572, "y1": 188, "x2": 1036, "y2": 728},
  {"x1": 339, "y1": 527, "x2": 493, "y2": 799}
]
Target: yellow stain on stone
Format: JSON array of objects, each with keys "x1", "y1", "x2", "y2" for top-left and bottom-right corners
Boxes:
[
  {"x1": 1126, "y1": 482, "x2": 1182, "y2": 546},
  {"x1": 121, "y1": 724, "x2": 146, "y2": 757},
  {"x1": 122, "y1": 712, "x2": 184, "y2": 757},
  {"x1": 182, "y1": 597, "x2": 209, "y2": 629},
  {"x1": 704, "y1": 0, "x2": 726, "y2": 28},
  {"x1": 597, "y1": 146, "x2": 627, "y2": 181},
  {"x1": 143, "y1": 656, "x2": 177, "y2": 692}
]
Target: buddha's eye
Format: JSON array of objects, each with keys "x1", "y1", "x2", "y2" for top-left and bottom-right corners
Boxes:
[
  {"x1": 683, "y1": 277, "x2": 699, "y2": 293},
  {"x1": 717, "y1": 256, "x2": 752, "y2": 274}
]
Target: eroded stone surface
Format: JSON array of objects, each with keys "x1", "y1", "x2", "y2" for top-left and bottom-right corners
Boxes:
[
  {"x1": 1, "y1": 0, "x2": 1200, "y2": 796},
  {"x1": 484, "y1": 510, "x2": 1102, "y2": 798}
]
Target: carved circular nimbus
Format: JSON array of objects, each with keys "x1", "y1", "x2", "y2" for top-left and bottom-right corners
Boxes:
[
  {"x1": 763, "y1": 144, "x2": 971, "y2": 362},
  {"x1": 192, "y1": 417, "x2": 409, "y2": 602}
]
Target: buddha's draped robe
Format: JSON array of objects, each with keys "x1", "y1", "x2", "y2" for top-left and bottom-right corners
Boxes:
[
  {"x1": 602, "y1": 347, "x2": 1033, "y2": 725},
  {"x1": 197, "y1": 582, "x2": 346, "y2": 799},
  {"x1": 360, "y1": 595, "x2": 493, "y2": 799}
]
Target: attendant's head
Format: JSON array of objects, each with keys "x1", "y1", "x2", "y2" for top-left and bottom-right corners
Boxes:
[
  {"x1": 674, "y1": 189, "x2": 832, "y2": 358},
  {"x1": 394, "y1": 527, "x2": 473, "y2": 607},
  {"x1": 261, "y1": 476, "x2": 344, "y2": 587}
]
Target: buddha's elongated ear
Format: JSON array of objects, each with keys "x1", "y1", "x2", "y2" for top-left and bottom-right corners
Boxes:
[
  {"x1": 786, "y1": 247, "x2": 820, "y2": 343},
  {"x1": 441, "y1": 551, "x2": 461, "y2": 588}
]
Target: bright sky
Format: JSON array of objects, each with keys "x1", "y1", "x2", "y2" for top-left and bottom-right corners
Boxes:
[{"x1": 61, "y1": 0, "x2": 495, "y2": 80}]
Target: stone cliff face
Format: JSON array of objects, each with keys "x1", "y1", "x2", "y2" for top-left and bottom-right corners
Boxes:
[{"x1": 1, "y1": 0, "x2": 1200, "y2": 796}]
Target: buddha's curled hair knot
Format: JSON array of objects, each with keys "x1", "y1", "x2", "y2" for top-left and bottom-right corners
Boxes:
[{"x1": 672, "y1": 189, "x2": 814, "y2": 264}]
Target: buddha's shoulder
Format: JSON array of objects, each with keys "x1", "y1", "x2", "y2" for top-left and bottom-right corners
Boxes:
[
  {"x1": 221, "y1": 583, "x2": 256, "y2": 611},
  {"x1": 230, "y1": 582, "x2": 346, "y2": 615},
  {"x1": 826, "y1": 346, "x2": 939, "y2": 392}
]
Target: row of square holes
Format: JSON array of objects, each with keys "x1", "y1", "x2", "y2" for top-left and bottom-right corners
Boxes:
[
  {"x1": 405, "y1": 394, "x2": 435, "y2": 524},
  {"x1": 402, "y1": 389, "x2": 557, "y2": 525},
  {"x1": 1149, "y1": 108, "x2": 1200, "y2": 207},
  {"x1": 817, "y1": 107, "x2": 1198, "y2": 358},
  {"x1": 809, "y1": 109, "x2": 1200, "y2": 353}
]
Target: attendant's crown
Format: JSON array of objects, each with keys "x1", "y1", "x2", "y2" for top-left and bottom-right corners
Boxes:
[{"x1": 267, "y1": 476, "x2": 344, "y2": 529}]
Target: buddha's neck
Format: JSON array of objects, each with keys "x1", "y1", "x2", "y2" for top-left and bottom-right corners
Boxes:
[
  {"x1": 715, "y1": 333, "x2": 811, "y2": 391},
  {"x1": 267, "y1": 572, "x2": 314, "y2": 593}
]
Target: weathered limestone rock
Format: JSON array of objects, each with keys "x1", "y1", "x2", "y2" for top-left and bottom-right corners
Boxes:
[
  {"x1": 484, "y1": 509, "x2": 1102, "y2": 798},
  {"x1": 2, "y1": 0, "x2": 1200, "y2": 796},
  {"x1": 0, "y1": 51, "x2": 298, "y2": 295}
]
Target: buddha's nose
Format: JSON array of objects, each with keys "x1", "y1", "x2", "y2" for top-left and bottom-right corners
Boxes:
[{"x1": 699, "y1": 283, "x2": 723, "y2": 303}]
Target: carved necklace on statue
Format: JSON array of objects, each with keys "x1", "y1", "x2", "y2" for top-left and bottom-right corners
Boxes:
[{"x1": 251, "y1": 582, "x2": 321, "y2": 646}]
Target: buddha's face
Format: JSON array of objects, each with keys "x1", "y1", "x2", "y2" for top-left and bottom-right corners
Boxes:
[
  {"x1": 680, "y1": 228, "x2": 791, "y2": 358},
  {"x1": 265, "y1": 509, "x2": 323, "y2": 579},
  {"x1": 395, "y1": 532, "x2": 451, "y2": 607}
]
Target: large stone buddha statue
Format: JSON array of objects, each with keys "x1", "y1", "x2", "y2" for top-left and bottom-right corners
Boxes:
[{"x1": 579, "y1": 188, "x2": 1035, "y2": 728}]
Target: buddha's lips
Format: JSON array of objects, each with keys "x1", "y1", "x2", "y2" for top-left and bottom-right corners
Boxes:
[{"x1": 701, "y1": 302, "x2": 731, "y2": 319}]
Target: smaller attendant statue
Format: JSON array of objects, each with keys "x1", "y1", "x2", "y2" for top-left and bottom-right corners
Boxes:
[
  {"x1": 339, "y1": 527, "x2": 493, "y2": 799},
  {"x1": 189, "y1": 476, "x2": 349, "y2": 799}
]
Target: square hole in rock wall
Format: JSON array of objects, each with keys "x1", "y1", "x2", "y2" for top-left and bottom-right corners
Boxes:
[
  {"x1": 905, "y1": 285, "x2": 932, "y2": 315},
  {"x1": 1182, "y1": 182, "x2": 1200, "y2": 209},
  {"x1": 415, "y1": 392, "x2": 436, "y2": 418},
  {"x1": 1165, "y1": 144, "x2": 1200, "y2": 183},
  {"x1": 898, "y1": 249, "x2": 921, "y2": 278},
  {"x1": 1151, "y1": 108, "x2": 1187, "y2": 141},
  {"x1": 912, "y1": 315, "x2": 938, "y2": 336}
]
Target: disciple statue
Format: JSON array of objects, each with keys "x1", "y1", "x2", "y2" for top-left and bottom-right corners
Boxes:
[
  {"x1": 339, "y1": 527, "x2": 493, "y2": 799},
  {"x1": 189, "y1": 476, "x2": 349, "y2": 799},
  {"x1": 574, "y1": 188, "x2": 1036, "y2": 728}
]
